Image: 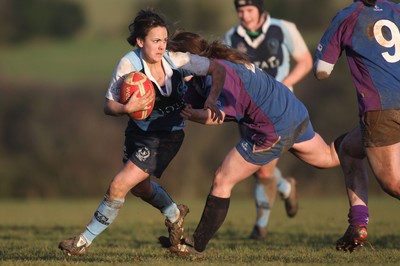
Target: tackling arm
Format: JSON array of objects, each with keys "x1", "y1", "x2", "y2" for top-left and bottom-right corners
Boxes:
[{"x1": 180, "y1": 104, "x2": 225, "y2": 125}]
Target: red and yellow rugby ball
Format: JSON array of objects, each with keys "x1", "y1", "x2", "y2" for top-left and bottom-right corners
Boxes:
[{"x1": 120, "y1": 72, "x2": 155, "y2": 120}]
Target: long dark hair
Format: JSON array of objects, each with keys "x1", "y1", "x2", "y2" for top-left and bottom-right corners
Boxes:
[
  {"x1": 168, "y1": 31, "x2": 251, "y2": 65},
  {"x1": 361, "y1": 0, "x2": 377, "y2": 6},
  {"x1": 127, "y1": 8, "x2": 168, "y2": 47}
]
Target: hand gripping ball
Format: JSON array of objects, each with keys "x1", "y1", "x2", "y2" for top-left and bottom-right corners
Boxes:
[{"x1": 120, "y1": 72, "x2": 155, "y2": 120}]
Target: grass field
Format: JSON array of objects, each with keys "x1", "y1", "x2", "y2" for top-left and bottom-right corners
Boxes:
[{"x1": 1, "y1": 196, "x2": 399, "y2": 265}]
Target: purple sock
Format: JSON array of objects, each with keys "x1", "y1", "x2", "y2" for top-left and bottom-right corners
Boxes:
[{"x1": 348, "y1": 205, "x2": 369, "y2": 227}]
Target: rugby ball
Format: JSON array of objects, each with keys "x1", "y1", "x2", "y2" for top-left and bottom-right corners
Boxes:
[{"x1": 120, "y1": 72, "x2": 155, "y2": 120}]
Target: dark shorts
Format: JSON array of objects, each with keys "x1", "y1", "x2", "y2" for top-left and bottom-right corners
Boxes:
[
  {"x1": 236, "y1": 119, "x2": 315, "y2": 165},
  {"x1": 123, "y1": 130, "x2": 185, "y2": 178},
  {"x1": 361, "y1": 109, "x2": 400, "y2": 147}
]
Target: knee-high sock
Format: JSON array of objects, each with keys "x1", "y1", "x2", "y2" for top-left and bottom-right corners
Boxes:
[
  {"x1": 142, "y1": 181, "x2": 179, "y2": 222},
  {"x1": 254, "y1": 176, "x2": 276, "y2": 228},
  {"x1": 348, "y1": 205, "x2": 369, "y2": 227},
  {"x1": 275, "y1": 168, "x2": 291, "y2": 199},
  {"x1": 193, "y1": 194, "x2": 230, "y2": 252},
  {"x1": 82, "y1": 195, "x2": 125, "y2": 244}
]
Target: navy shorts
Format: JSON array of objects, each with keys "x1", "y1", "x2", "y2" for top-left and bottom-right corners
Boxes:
[
  {"x1": 123, "y1": 129, "x2": 185, "y2": 178},
  {"x1": 236, "y1": 119, "x2": 315, "y2": 165}
]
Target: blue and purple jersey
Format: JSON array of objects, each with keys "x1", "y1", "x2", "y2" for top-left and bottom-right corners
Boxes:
[
  {"x1": 315, "y1": 0, "x2": 400, "y2": 115},
  {"x1": 185, "y1": 60, "x2": 312, "y2": 152}
]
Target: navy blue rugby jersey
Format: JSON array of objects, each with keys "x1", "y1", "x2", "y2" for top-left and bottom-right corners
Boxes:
[{"x1": 224, "y1": 15, "x2": 309, "y2": 83}]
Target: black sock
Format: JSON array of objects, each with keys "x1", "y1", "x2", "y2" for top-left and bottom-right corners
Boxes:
[{"x1": 193, "y1": 194, "x2": 230, "y2": 252}]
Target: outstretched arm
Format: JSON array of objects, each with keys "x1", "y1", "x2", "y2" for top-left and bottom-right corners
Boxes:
[
  {"x1": 205, "y1": 59, "x2": 226, "y2": 123},
  {"x1": 169, "y1": 52, "x2": 226, "y2": 122},
  {"x1": 181, "y1": 104, "x2": 225, "y2": 125}
]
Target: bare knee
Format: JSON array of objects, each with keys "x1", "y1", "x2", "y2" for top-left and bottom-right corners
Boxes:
[
  {"x1": 211, "y1": 168, "x2": 234, "y2": 198},
  {"x1": 380, "y1": 179, "x2": 400, "y2": 200},
  {"x1": 254, "y1": 166, "x2": 275, "y2": 179}
]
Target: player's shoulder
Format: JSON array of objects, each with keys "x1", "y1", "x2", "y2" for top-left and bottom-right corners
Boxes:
[
  {"x1": 331, "y1": 2, "x2": 362, "y2": 24},
  {"x1": 269, "y1": 17, "x2": 302, "y2": 38},
  {"x1": 269, "y1": 17, "x2": 299, "y2": 32},
  {"x1": 269, "y1": 16, "x2": 293, "y2": 27},
  {"x1": 121, "y1": 48, "x2": 143, "y2": 69},
  {"x1": 223, "y1": 24, "x2": 241, "y2": 45}
]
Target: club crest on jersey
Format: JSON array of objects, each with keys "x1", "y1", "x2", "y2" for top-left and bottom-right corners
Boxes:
[
  {"x1": 136, "y1": 146, "x2": 150, "y2": 162},
  {"x1": 236, "y1": 42, "x2": 248, "y2": 54},
  {"x1": 266, "y1": 38, "x2": 279, "y2": 55}
]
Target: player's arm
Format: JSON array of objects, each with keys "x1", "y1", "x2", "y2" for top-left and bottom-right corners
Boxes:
[
  {"x1": 103, "y1": 57, "x2": 153, "y2": 116},
  {"x1": 313, "y1": 58, "x2": 335, "y2": 80},
  {"x1": 313, "y1": 15, "x2": 344, "y2": 81},
  {"x1": 205, "y1": 59, "x2": 226, "y2": 122},
  {"x1": 282, "y1": 50, "x2": 312, "y2": 88},
  {"x1": 104, "y1": 89, "x2": 154, "y2": 116},
  {"x1": 281, "y1": 21, "x2": 313, "y2": 88},
  {"x1": 169, "y1": 52, "x2": 226, "y2": 122},
  {"x1": 180, "y1": 104, "x2": 225, "y2": 125}
]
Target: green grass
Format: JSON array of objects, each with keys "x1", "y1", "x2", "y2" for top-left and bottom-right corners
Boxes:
[{"x1": 1, "y1": 196, "x2": 400, "y2": 265}]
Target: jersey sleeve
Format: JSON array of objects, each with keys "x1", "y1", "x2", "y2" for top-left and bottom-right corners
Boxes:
[
  {"x1": 105, "y1": 57, "x2": 133, "y2": 102},
  {"x1": 169, "y1": 52, "x2": 210, "y2": 76},
  {"x1": 281, "y1": 20, "x2": 309, "y2": 59},
  {"x1": 315, "y1": 4, "x2": 359, "y2": 65}
]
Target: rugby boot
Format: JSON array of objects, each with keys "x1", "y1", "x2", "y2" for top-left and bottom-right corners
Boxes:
[
  {"x1": 336, "y1": 225, "x2": 368, "y2": 253},
  {"x1": 165, "y1": 204, "x2": 190, "y2": 246},
  {"x1": 249, "y1": 225, "x2": 268, "y2": 240},
  {"x1": 282, "y1": 177, "x2": 298, "y2": 218},
  {"x1": 58, "y1": 234, "x2": 90, "y2": 256},
  {"x1": 168, "y1": 235, "x2": 204, "y2": 259}
]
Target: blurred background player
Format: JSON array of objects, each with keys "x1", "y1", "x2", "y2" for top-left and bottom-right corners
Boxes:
[
  {"x1": 314, "y1": 0, "x2": 400, "y2": 252},
  {"x1": 224, "y1": 0, "x2": 313, "y2": 239}
]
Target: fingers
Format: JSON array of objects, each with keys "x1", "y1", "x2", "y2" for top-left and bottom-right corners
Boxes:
[
  {"x1": 126, "y1": 89, "x2": 154, "y2": 113},
  {"x1": 206, "y1": 106, "x2": 223, "y2": 123},
  {"x1": 180, "y1": 104, "x2": 193, "y2": 120},
  {"x1": 204, "y1": 99, "x2": 222, "y2": 123}
]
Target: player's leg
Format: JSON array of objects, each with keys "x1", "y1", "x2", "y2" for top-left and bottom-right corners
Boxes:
[
  {"x1": 290, "y1": 132, "x2": 339, "y2": 169},
  {"x1": 131, "y1": 179, "x2": 189, "y2": 245},
  {"x1": 275, "y1": 167, "x2": 298, "y2": 218},
  {"x1": 336, "y1": 110, "x2": 400, "y2": 252},
  {"x1": 129, "y1": 129, "x2": 188, "y2": 246},
  {"x1": 366, "y1": 143, "x2": 400, "y2": 199},
  {"x1": 334, "y1": 127, "x2": 369, "y2": 252},
  {"x1": 250, "y1": 160, "x2": 277, "y2": 240},
  {"x1": 238, "y1": 124, "x2": 282, "y2": 240},
  {"x1": 362, "y1": 109, "x2": 400, "y2": 199},
  {"x1": 59, "y1": 160, "x2": 149, "y2": 256},
  {"x1": 176, "y1": 147, "x2": 261, "y2": 254}
]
